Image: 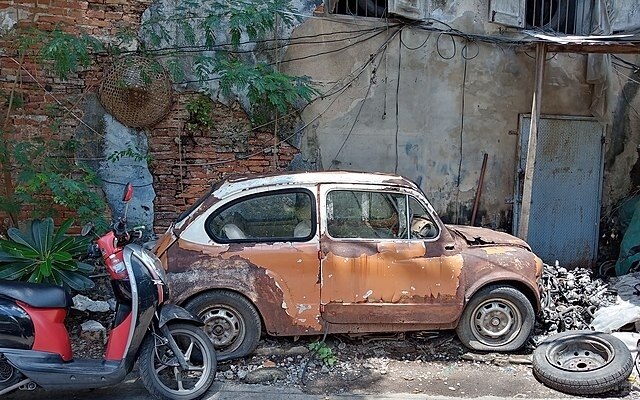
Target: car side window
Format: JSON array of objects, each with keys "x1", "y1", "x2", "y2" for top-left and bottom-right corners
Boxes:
[
  {"x1": 206, "y1": 190, "x2": 315, "y2": 242},
  {"x1": 409, "y1": 196, "x2": 439, "y2": 239},
  {"x1": 326, "y1": 190, "x2": 407, "y2": 239}
]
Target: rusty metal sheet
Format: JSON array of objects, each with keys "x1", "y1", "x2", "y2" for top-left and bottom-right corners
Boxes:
[
  {"x1": 167, "y1": 239, "x2": 324, "y2": 335},
  {"x1": 319, "y1": 233, "x2": 465, "y2": 325},
  {"x1": 447, "y1": 225, "x2": 531, "y2": 249}
]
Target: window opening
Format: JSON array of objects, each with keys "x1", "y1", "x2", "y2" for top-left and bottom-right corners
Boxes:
[
  {"x1": 408, "y1": 196, "x2": 439, "y2": 239},
  {"x1": 326, "y1": 190, "x2": 407, "y2": 239},
  {"x1": 206, "y1": 190, "x2": 315, "y2": 243},
  {"x1": 526, "y1": 0, "x2": 594, "y2": 34},
  {"x1": 332, "y1": 0, "x2": 388, "y2": 18}
]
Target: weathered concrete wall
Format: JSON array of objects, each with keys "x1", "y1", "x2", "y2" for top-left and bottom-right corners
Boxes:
[
  {"x1": 603, "y1": 55, "x2": 640, "y2": 207},
  {"x1": 2, "y1": 0, "x2": 638, "y2": 239},
  {"x1": 612, "y1": 0, "x2": 640, "y2": 31},
  {"x1": 282, "y1": 7, "x2": 596, "y2": 228}
]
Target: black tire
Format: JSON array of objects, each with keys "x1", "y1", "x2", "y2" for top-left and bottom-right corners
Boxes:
[
  {"x1": 139, "y1": 323, "x2": 216, "y2": 400},
  {"x1": 184, "y1": 290, "x2": 261, "y2": 361},
  {"x1": 532, "y1": 330, "x2": 633, "y2": 395},
  {"x1": 456, "y1": 285, "x2": 534, "y2": 351}
]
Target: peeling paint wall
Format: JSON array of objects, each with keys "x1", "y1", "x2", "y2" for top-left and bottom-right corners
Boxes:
[{"x1": 282, "y1": 3, "x2": 599, "y2": 229}]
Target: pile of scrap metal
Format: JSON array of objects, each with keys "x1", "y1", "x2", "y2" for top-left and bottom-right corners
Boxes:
[
  {"x1": 532, "y1": 263, "x2": 640, "y2": 396},
  {"x1": 536, "y1": 262, "x2": 617, "y2": 337}
]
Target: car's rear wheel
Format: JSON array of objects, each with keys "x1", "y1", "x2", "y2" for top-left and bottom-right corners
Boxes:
[
  {"x1": 456, "y1": 285, "x2": 534, "y2": 351},
  {"x1": 184, "y1": 290, "x2": 261, "y2": 361}
]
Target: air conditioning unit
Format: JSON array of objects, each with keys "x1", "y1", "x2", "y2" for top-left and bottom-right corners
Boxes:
[
  {"x1": 488, "y1": 0, "x2": 525, "y2": 27},
  {"x1": 388, "y1": 0, "x2": 430, "y2": 20}
]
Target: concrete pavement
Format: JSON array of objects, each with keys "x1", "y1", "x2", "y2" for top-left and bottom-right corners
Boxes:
[{"x1": 5, "y1": 380, "x2": 632, "y2": 400}]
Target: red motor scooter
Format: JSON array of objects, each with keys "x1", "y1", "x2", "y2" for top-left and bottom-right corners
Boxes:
[{"x1": 0, "y1": 184, "x2": 216, "y2": 400}]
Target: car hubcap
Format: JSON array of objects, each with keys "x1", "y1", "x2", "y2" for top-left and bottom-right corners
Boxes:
[
  {"x1": 545, "y1": 334, "x2": 614, "y2": 372},
  {"x1": 471, "y1": 298, "x2": 521, "y2": 346},
  {"x1": 201, "y1": 306, "x2": 245, "y2": 351}
]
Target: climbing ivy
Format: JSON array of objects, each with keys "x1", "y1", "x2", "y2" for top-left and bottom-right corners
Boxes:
[
  {"x1": 0, "y1": 27, "x2": 108, "y2": 231},
  {"x1": 139, "y1": 0, "x2": 320, "y2": 123},
  {"x1": 0, "y1": 0, "x2": 319, "y2": 229}
]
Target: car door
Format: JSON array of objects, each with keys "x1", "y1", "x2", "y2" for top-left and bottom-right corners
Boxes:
[
  {"x1": 319, "y1": 184, "x2": 464, "y2": 326},
  {"x1": 201, "y1": 187, "x2": 322, "y2": 334}
]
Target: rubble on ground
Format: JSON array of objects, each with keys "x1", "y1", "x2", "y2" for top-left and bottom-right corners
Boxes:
[
  {"x1": 72, "y1": 294, "x2": 112, "y2": 313},
  {"x1": 534, "y1": 262, "x2": 617, "y2": 342}
]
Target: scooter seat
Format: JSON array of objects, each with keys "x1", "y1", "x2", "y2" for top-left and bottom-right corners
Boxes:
[{"x1": 0, "y1": 280, "x2": 72, "y2": 308}]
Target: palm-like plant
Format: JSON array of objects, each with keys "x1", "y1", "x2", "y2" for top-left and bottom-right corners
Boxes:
[{"x1": 0, "y1": 218, "x2": 94, "y2": 290}]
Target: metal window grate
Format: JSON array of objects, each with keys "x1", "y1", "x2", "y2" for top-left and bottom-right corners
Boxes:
[
  {"x1": 330, "y1": 0, "x2": 388, "y2": 18},
  {"x1": 526, "y1": 0, "x2": 596, "y2": 34}
]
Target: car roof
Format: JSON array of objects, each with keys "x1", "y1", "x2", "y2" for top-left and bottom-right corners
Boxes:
[
  {"x1": 174, "y1": 171, "x2": 423, "y2": 229},
  {"x1": 213, "y1": 171, "x2": 420, "y2": 198}
]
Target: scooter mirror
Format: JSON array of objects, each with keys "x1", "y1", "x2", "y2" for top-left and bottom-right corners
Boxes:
[
  {"x1": 122, "y1": 183, "x2": 134, "y2": 202},
  {"x1": 80, "y1": 222, "x2": 94, "y2": 237}
]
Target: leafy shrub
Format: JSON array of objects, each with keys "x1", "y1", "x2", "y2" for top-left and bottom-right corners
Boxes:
[{"x1": 0, "y1": 218, "x2": 94, "y2": 291}]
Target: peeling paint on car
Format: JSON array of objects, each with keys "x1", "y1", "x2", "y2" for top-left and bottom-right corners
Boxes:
[{"x1": 159, "y1": 171, "x2": 542, "y2": 339}]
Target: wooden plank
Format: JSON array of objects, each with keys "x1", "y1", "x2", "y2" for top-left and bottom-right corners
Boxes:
[
  {"x1": 519, "y1": 42, "x2": 640, "y2": 54},
  {"x1": 518, "y1": 42, "x2": 546, "y2": 241}
]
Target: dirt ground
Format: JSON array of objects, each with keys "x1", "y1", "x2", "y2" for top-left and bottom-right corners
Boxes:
[
  {"x1": 64, "y1": 273, "x2": 638, "y2": 399},
  {"x1": 215, "y1": 332, "x2": 634, "y2": 398},
  {"x1": 66, "y1": 317, "x2": 637, "y2": 399}
]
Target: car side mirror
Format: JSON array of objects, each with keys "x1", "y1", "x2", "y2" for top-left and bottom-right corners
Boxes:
[
  {"x1": 80, "y1": 222, "x2": 94, "y2": 237},
  {"x1": 122, "y1": 183, "x2": 134, "y2": 202}
]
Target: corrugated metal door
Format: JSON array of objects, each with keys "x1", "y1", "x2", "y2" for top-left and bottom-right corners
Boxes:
[{"x1": 514, "y1": 116, "x2": 604, "y2": 268}]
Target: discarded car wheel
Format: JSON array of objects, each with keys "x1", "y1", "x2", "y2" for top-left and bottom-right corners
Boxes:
[
  {"x1": 456, "y1": 285, "x2": 534, "y2": 351},
  {"x1": 532, "y1": 330, "x2": 633, "y2": 395},
  {"x1": 184, "y1": 290, "x2": 261, "y2": 361}
]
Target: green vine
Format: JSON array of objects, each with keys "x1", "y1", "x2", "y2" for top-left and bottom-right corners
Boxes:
[
  {"x1": 0, "y1": 134, "x2": 109, "y2": 232},
  {"x1": 185, "y1": 95, "x2": 215, "y2": 131},
  {"x1": 1, "y1": 0, "x2": 320, "y2": 230},
  {"x1": 140, "y1": 0, "x2": 320, "y2": 124}
]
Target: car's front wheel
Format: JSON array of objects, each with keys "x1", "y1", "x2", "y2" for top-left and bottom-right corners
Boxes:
[
  {"x1": 184, "y1": 290, "x2": 261, "y2": 361},
  {"x1": 456, "y1": 285, "x2": 534, "y2": 351}
]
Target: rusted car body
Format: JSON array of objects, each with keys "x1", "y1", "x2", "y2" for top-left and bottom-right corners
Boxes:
[{"x1": 155, "y1": 171, "x2": 543, "y2": 359}]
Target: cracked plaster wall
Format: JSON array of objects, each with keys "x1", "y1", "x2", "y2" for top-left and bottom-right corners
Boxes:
[
  {"x1": 282, "y1": 2, "x2": 597, "y2": 228},
  {"x1": 76, "y1": 95, "x2": 155, "y2": 233},
  {"x1": 139, "y1": 0, "x2": 638, "y2": 230}
]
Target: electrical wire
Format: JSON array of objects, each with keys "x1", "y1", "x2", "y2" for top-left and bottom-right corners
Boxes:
[
  {"x1": 175, "y1": 28, "x2": 391, "y2": 85},
  {"x1": 168, "y1": 26, "x2": 404, "y2": 168},
  {"x1": 143, "y1": 25, "x2": 395, "y2": 57},
  {"x1": 435, "y1": 32, "x2": 456, "y2": 60},
  {"x1": 400, "y1": 30, "x2": 430, "y2": 50},
  {"x1": 612, "y1": 66, "x2": 640, "y2": 119},
  {"x1": 454, "y1": 48, "x2": 468, "y2": 224},
  {"x1": 612, "y1": 55, "x2": 640, "y2": 71},
  {"x1": 394, "y1": 29, "x2": 401, "y2": 173},
  {"x1": 330, "y1": 28, "x2": 401, "y2": 167},
  {"x1": 0, "y1": 25, "x2": 397, "y2": 60},
  {"x1": 461, "y1": 40, "x2": 480, "y2": 60}
]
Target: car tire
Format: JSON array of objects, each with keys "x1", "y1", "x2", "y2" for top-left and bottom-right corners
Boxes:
[
  {"x1": 184, "y1": 290, "x2": 261, "y2": 361},
  {"x1": 456, "y1": 285, "x2": 534, "y2": 352},
  {"x1": 532, "y1": 330, "x2": 634, "y2": 395}
]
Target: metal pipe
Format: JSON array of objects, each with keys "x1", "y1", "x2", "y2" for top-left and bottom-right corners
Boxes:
[
  {"x1": 470, "y1": 153, "x2": 488, "y2": 226},
  {"x1": 0, "y1": 378, "x2": 32, "y2": 396}
]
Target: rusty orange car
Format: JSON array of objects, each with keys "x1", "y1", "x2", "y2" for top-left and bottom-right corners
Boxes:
[{"x1": 154, "y1": 171, "x2": 543, "y2": 360}]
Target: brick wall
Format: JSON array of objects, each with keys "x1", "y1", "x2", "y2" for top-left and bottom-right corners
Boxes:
[
  {"x1": 0, "y1": 0, "x2": 300, "y2": 232},
  {"x1": 150, "y1": 94, "x2": 299, "y2": 231}
]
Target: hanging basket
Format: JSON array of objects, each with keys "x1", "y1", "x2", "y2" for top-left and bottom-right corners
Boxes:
[{"x1": 99, "y1": 56, "x2": 173, "y2": 128}]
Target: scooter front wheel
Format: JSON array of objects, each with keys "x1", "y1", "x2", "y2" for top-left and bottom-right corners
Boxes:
[{"x1": 139, "y1": 323, "x2": 217, "y2": 400}]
